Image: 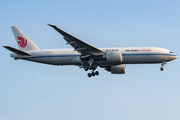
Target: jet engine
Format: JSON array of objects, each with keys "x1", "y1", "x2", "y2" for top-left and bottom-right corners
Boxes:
[
  {"x1": 103, "y1": 51, "x2": 122, "y2": 62},
  {"x1": 106, "y1": 64, "x2": 126, "y2": 74}
]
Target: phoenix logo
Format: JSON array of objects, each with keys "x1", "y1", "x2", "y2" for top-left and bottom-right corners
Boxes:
[{"x1": 17, "y1": 36, "x2": 27, "y2": 48}]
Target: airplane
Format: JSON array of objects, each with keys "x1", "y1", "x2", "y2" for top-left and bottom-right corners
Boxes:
[{"x1": 4, "y1": 24, "x2": 178, "y2": 77}]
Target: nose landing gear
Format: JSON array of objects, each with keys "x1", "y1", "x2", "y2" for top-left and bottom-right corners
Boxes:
[
  {"x1": 160, "y1": 67, "x2": 164, "y2": 71},
  {"x1": 160, "y1": 62, "x2": 166, "y2": 71}
]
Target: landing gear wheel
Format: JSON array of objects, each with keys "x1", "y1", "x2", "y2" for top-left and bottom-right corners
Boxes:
[
  {"x1": 85, "y1": 65, "x2": 99, "y2": 77},
  {"x1": 88, "y1": 73, "x2": 91, "y2": 77},
  {"x1": 160, "y1": 67, "x2": 164, "y2": 71},
  {"x1": 84, "y1": 67, "x2": 88, "y2": 71},
  {"x1": 95, "y1": 71, "x2": 99, "y2": 75},
  {"x1": 92, "y1": 72, "x2": 95, "y2": 76}
]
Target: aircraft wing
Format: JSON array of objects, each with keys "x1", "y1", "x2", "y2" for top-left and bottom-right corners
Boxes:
[{"x1": 48, "y1": 24, "x2": 103, "y2": 55}]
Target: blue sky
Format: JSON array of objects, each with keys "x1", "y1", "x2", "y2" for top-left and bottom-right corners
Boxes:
[{"x1": 0, "y1": 0, "x2": 180, "y2": 120}]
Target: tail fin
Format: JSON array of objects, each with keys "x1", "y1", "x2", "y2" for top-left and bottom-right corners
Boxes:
[{"x1": 11, "y1": 26, "x2": 40, "y2": 51}]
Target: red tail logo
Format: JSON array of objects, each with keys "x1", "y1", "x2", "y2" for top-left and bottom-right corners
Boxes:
[{"x1": 17, "y1": 36, "x2": 27, "y2": 48}]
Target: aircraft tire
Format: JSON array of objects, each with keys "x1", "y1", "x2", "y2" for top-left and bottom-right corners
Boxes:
[
  {"x1": 92, "y1": 72, "x2": 95, "y2": 76},
  {"x1": 160, "y1": 67, "x2": 164, "y2": 71},
  {"x1": 84, "y1": 67, "x2": 88, "y2": 71},
  {"x1": 95, "y1": 71, "x2": 99, "y2": 75},
  {"x1": 88, "y1": 73, "x2": 91, "y2": 77}
]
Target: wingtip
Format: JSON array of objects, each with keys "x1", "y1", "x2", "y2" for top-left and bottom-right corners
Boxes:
[{"x1": 47, "y1": 24, "x2": 56, "y2": 27}]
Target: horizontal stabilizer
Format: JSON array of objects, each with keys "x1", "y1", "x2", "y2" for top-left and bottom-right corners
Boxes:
[{"x1": 3, "y1": 46, "x2": 32, "y2": 56}]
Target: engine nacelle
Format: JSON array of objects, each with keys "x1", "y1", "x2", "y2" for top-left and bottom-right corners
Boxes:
[
  {"x1": 106, "y1": 64, "x2": 126, "y2": 74},
  {"x1": 103, "y1": 51, "x2": 122, "y2": 62}
]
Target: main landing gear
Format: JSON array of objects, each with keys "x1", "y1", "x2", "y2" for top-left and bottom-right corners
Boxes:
[
  {"x1": 88, "y1": 71, "x2": 99, "y2": 77},
  {"x1": 84, "y1": 65, "x2": 99, "y2": 77},
  {"x1": 160, "y1": 62, "x2": 166, "y2": 71}
]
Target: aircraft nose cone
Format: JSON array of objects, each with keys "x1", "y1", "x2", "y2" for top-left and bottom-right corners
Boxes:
[
  {"x1": 175, "y1": 55, "x2": 178, "y2": 59},
  {"x1": 172, "y1": 54, "x2": 178, "y2": 60}
]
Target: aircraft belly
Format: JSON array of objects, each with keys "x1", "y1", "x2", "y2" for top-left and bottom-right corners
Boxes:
[
  {"x1": 22, "y1": 58, "x2": 57, "y2": 65},
  {"x1": 94, "y1": 61, "x2": 121, "y2": 66},
  {"x1": 53, "y1": 57, "x2": 76, "y2": 65},
  {"x1": 23, "y1": 57, "x2": 72, "y2": 65}
]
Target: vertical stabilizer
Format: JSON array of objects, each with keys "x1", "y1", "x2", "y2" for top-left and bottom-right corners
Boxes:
[{"x1": 11, "y1": 26, "x2": 40, "y2": 51}]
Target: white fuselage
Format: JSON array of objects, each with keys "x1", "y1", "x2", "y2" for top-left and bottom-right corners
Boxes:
[{"x1": 11, "y1": 47, "x2": 178, "y2": 66}]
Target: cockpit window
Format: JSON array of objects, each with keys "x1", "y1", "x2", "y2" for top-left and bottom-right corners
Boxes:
[{"x1": 169, "y1": 51, "x2": 174, "y2": 53}]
